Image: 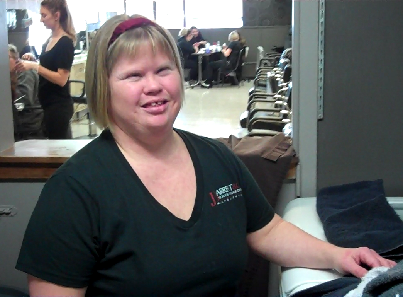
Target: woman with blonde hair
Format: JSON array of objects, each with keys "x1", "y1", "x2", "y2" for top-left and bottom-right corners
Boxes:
[
  {"x1": 16, "y1": 14, "x2": 394, "y2": 297},
  {"x1": 15, "y1": 0, "x2": 76, "y2": 139},
  {"x1": 177, "y1": 28, "x2": 199, "y2": 81},
  {"x1": 201, "y1": 30, "x2": 243, "y2": 88}
]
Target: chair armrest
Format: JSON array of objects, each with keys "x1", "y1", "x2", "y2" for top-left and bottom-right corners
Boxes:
[
  {"x1": 247, "y1": 114, "x2": 285, "y2": 131},
  {"x1": 247, "y1": 98, "x2": 279, "y2": 111},
  {"x1": 248, "y1": 128, "x2": 280, "y2": 137}
]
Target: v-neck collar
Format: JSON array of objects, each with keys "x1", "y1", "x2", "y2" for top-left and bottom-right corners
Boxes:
[{"x1": 106, "y1": 129, "x2": 204, "y2": 229}]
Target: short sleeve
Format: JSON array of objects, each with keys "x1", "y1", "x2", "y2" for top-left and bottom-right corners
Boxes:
[
  {"x1": 16, "y1": 173, "x2": 99, "y2": 288},
  {"x1": 55, "y1": 36, "x2": 75, "y2": 71}
]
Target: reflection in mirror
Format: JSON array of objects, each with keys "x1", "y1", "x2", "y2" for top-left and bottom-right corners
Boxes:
[{"x1": 4, "y1": 0, "x2": 293, "y2": 141}]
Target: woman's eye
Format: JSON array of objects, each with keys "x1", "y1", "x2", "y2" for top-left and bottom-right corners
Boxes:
[
  {"x1": 158, "y1": 67, "x2": 171, "y2": 75},
  {"x1": 127, "y1": 73, "x2": 141, "y2": 79}
]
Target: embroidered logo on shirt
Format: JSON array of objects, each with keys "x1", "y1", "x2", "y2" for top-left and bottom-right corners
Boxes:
[{"x1": 209, "y1": 183, "x2": 242, "y2": 207}]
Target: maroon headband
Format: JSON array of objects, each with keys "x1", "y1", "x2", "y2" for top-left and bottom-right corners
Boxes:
[{"x1": 108, "y1": 17, "x2": 156, "y2": 47}]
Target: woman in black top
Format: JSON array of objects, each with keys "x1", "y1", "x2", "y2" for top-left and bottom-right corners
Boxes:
[
  {"x1": 15, "y1": 15, "x2": 395, "y2": 296},
  {"x1": 177, "y1": 28, "x2": 200, "y2": 81},
  {"x1": 201, "y1": 30, "x2": 243, "y2": 88},
  {"x1": 15, "y1": 0, "x2": 76, "y2": 139},
  {"x1": 189, "y1": 26, "x2": 207, "y2": 48}
]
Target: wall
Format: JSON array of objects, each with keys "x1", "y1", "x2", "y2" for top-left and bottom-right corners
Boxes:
[
  {"x1": 291, "y1": 0, "x2": 319, "y2": 198},
  {"x1": 0, "y1": 183, "x2": 45, "y2": 293},
  {"x1": 317, "y1": 0, "x2": 403, "y2": 195},
  {"x1": 243, "y1": 0, "x2": 292, "y2": 26},
  {"x1": 8, "y1": 31, "x2": 28, "y2": 52}
]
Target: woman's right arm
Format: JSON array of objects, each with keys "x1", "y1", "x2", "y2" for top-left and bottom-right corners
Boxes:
[{"x1": 29, "y1": 275, "x2": 87, "y2": 297}]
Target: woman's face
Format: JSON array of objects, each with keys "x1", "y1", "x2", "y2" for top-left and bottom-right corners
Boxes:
[
  {"x1": 40, "y1": 6, "x2": 59, "y2": 30},
  {"x1": 108, "y1": 43, "x2": 182, "y2": 136},
  {"x1": 190, "y1": 29, "x2": 199, "y2": 37}
]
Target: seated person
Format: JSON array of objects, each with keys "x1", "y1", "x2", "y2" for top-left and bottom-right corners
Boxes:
[
  {"x1": 15, "y1": 15, "x2": 395, "y2": 297},
  {"x1": 8, "y1": 44, "x2": 44, "y2": 141},
  {"x1": 177, "y1": 28, "x2": 188, "y2": 43},
  {"x1": 201, "y1": 30, "x2": 243, "y2": 88},
  {"x1": 177, "y1": 28, "x2": 199, "y2": 81},
  {"x1": 189, "y1": 26, "x2": 207, "y2": 48}
]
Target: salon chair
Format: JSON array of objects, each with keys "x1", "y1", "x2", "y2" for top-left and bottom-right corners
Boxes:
[
  {"x1": 240, "y1": 82, "x2": 291, "y2": 128},
  {"x1": 246, "y1": 84, "x2": 292, "y2": 136}
]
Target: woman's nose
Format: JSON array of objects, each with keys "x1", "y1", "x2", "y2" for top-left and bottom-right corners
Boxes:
[{"x1": 144, "y1": 75, "x2": 162, "y2": 93}]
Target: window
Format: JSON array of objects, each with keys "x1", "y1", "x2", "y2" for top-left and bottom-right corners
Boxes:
[
  {"x1": 29, "y1": 12, "x2": 50, "y2": 55},
  {"x1": 126, "y1": 0, "x2": 154, "y2": 20},
  {"x1": 185, "y1": 0, "x2": 242, "y2": 29},
  {"x1": 155, "y1": 0, "x2": 184, "y2": 29}
]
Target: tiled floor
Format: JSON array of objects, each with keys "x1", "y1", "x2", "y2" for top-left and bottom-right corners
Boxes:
[{"x1": 71, "y1": 81, "x2": 252, "y2": 139}]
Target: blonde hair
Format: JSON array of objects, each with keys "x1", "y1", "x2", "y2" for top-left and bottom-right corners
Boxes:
[
  {"x1": 85, "y1": 14, "x2": 185, "y2": 130},
  {"x1": 228, "y1": 31, "x2": 240, "y2": 42},
  {"x1": 178, "y1": 28, "x2": 188, "y2": 37},
  {"x1": 41, "y1": 0, "x2": 76, "y2": 44}
]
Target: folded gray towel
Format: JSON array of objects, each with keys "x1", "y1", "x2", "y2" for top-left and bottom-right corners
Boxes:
[{"x1": 317, "y1": 180, "x2": 403, "y2": 258}]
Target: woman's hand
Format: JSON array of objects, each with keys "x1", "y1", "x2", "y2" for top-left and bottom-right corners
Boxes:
[
  {"x1": 334, "y1": 247, "x2": 396, "y2": 278},
  {"x1": 15, "y1": 60, "x2": 39, "y2": 73},
  {"x1": 21, "y1": 53, "x2": 36, "y2": 61}
]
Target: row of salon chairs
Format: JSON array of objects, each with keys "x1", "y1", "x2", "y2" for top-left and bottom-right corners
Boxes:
[{"x1": 239, "y1": 46, "x2": 292, "y2": 137}]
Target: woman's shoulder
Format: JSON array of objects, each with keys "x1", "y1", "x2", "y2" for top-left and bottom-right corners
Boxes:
[
  {"x1": 53, "y1": 35, "x2": 74, "y2": 51},
  {"x1": 58, "y1": 35, "x2": 74, "y2": 45},
  {"x1": 54, "y1": 131, "x2": 117, "y2": 180}
]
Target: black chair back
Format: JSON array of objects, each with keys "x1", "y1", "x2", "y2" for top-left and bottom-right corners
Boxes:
[
  {"x1": 69, "y1": 80, "x2": 86, "y2": 104},
  {"x1": 229, "y1": 46, "x2": 246, "y2": 73},
  {"x1": 283, "y1": 65, "x2": 292, "y2": 83}
]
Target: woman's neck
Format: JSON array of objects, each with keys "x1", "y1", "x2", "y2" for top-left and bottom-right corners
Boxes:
[
  {"x1": 112, "y1": 126, "x2": 180, "y2": 162},
  {"x1": 51, "y1": 27, "x2": 65, "y2": 38}
]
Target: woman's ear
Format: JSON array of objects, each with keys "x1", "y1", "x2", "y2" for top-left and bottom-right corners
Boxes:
[{"x1": 54, "y1": 11, "x2": 60, "y2": 21}]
